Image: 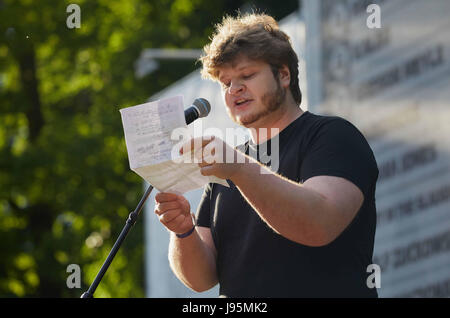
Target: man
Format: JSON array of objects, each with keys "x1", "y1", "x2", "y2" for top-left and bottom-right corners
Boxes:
[{"x1": 154, "y1": 13, "x2": 379, "y2": 297}]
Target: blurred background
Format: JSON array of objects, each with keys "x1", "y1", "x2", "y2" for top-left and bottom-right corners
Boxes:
[{"x1": 1, "y1": 0, "x2": 449, "y2": 298}]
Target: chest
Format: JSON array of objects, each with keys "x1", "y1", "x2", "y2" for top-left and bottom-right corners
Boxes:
[{"x1": 209, "y1": 140, "x2": 307, "y2": 246}]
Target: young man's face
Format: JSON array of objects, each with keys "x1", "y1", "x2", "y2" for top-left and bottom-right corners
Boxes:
[{"x1": 217, "y1": 55, "x2": 287, "y2": 128}]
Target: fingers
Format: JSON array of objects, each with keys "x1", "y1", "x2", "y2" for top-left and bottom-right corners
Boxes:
[
  {"x1": 156, "y1": 208, "x2": 193, "y2": 234},
  {"x1": 155, "y1": 194, "x2": 189, "y2": 219},
  {"x1": 155, "y1": 192, "x2": 181, "y2": 203},
  {"x1": 199, "y1": 165, "x2": 214, "y2": 176},
  {"x1": 154, "y1": 192, "x2": 193, "y2": 233},
  {"x1": 202, "y1": 140, "x2": 220, "y2": 164},
  {"x1": 154, "y1": 200, "x2": 182, "y2": 215},
  {"x1": 154, "y1": 200, "x2": 186, "y2": 226},
  {"x1": 179, "y1": 136, "x2": 215, "y2": 155},
  {"x1": 158, "y1": 209, "x2": 184, "y2": 224}
]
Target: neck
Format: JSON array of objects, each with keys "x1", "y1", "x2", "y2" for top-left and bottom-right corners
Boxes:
[{"x1": 249, "y1": 99, "x2": 304, "y2": 145}]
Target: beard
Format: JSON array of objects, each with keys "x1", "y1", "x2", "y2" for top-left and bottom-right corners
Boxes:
[{"x1": 230, "y1": 79, "x2": 286, "y2": 127}]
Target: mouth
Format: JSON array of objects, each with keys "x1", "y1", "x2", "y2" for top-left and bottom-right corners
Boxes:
[{"x1": 234, "y1": 99, "x2": 253, "y2": 108}]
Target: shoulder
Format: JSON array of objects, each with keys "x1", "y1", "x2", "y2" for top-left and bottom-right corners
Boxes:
[
  {"x1": 300, "y1": 112, "x2": 379, "y2": 190},
  {"x1": 307, "y1": 112, "x2": 359, "y2": 133},
  {"x1": 304, "y1": 112, "x2": 368, "y2": 146},
  {"x1": 290, "y1": 111, "x2": 359, "y2": 143}
]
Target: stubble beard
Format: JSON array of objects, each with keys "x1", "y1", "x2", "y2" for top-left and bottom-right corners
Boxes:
[{"x1": 231, "y1": 79, "x2": 286, "y2": 127}]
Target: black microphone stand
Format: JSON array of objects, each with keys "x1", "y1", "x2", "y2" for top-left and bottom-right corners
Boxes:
[{"x1": 80, "y1": 184, "x2": 154, "y2": 298}]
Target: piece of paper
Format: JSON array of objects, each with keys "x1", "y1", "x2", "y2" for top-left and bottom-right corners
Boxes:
[{"x1": 119, "y1": 95, "x2": 229, "y2": 194}]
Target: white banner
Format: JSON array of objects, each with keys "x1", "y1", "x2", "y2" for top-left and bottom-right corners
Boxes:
[{"x1": 304, "y1": 0, "x2": 450, "y2": 297}]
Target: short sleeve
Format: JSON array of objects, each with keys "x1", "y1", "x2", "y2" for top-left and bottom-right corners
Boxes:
[
  {"x1": 195, "y1": 183, "x2": 213, "y2": 227},
  {"x1": 300, "y1": 119, "x2": 378, "y2": 197}
]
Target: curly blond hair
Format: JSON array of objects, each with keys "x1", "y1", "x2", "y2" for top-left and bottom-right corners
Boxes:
[{"x1": 199, "y1": 13, "x2": 302, "y2": 105}]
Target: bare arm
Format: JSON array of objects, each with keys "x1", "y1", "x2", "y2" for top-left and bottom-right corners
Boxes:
[
  {"x1": 155, "y1": 193, "x2": 218, "y2": 292},
  {"x1": 230, "y1": 162, "x2": 363, "y2": 246}
]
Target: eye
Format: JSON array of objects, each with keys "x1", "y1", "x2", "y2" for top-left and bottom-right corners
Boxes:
[
  {"x1": 242, "y1": 73, "x2": 255, "y2": 80},
  {"x1": 221, "y1": 82, "x2": 230, "y2": 90}
]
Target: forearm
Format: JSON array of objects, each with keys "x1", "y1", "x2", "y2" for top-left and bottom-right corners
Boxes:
[
  {"x1": 230, "y1": 161, "x2": 337, "y2": 246},
  {"x1": 168, "y1": 230, "x2": 218, "y2": 292}
]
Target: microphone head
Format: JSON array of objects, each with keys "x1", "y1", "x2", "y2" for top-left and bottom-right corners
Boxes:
[{"x1": 193, "y1": 98, "x2": 211, "y2": 118}]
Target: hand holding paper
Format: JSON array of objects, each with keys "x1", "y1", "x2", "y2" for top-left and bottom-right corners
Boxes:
[{"x1": 119, "y1": 95, "x2": 229, "y2": 194}]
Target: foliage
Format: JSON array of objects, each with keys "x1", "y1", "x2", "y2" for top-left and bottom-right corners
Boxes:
[{"x1": 0, "y1": 0, "x2": 298, "y2": 297}]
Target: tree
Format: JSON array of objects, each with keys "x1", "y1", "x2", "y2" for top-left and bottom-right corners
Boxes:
[{"x1": 0, "y1": 0, "x2": 298, "y2": 297}]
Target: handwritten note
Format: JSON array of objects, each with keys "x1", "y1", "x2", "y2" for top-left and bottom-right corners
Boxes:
[{"x1": 119, "y1": 95, "x2": 229, "y2": 194}]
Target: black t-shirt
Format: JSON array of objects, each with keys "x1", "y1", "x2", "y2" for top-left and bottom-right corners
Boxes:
[{"x1": 196, "y1": 111, "x2": 379, "y2": 298}]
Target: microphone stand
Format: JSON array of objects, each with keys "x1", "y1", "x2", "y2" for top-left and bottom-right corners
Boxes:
[{"x1": 80, "y1": 184, "x2": 154, "y2": 298}]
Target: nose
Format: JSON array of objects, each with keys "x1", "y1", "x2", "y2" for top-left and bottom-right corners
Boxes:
[{"x1": 229, "y1": 80, "x2": 244, "y2": 95}]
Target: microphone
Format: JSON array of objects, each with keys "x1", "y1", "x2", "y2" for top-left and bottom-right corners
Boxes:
[{"x1": 185, "y1": 98, "x2": 211, "y2": 125}]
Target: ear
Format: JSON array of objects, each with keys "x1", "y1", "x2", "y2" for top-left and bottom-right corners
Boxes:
[{"x1": 278, "y1": 65, "x2": 291, "y2": 89}]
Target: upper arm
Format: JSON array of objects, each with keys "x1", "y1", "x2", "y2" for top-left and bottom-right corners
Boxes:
[
  {"x1": 302, "y1": 175, "x2": 364, "y2": 243},
  {"x1": 300, "y1": 119, "x2": 378, "y2": 197},
  {"x1": 299, "y1": 119, "x2": 376, "y2": 244}
]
